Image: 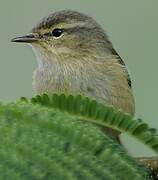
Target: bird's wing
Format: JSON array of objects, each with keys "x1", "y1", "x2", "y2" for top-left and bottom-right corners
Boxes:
[{"x1": 111, "y1": 47, "x2": 132, "y2": 88}]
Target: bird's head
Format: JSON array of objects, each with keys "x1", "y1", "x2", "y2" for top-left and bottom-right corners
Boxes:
[{"x1": 12, "y1": 10, "x2": 112, "y2": 63}]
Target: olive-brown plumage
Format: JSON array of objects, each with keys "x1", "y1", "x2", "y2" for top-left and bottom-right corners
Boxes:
[{"x1": 12, "y1": 10, "x2": 135, "y2": 141}]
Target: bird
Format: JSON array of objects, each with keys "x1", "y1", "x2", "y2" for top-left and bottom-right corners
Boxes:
[{"x1": 11, "y1": 10, "x2": 135, "y2": 142}]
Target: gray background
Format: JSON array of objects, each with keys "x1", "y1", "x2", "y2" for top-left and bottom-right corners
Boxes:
[{"x1": 0, "y1": 0, "x2": 158, "y2": 156}]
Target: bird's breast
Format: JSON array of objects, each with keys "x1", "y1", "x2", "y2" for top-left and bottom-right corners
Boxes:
[{"x1": 33, "y1": 61, "x2": 134, "y2": 115}]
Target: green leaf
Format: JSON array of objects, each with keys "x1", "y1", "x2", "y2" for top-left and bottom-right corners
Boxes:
[
  {"x1": 0, "y1": 97, "x2": 150, "y2": 179},
  {"x1": 30, "y1": 94, "x2": 158, "y2": 155}
]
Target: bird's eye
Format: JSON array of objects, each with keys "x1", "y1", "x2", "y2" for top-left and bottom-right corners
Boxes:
[{"x1": 52, "y1": 28, "x2": 64, "y2": 38}]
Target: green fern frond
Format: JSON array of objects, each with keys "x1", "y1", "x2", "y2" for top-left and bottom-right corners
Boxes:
[
  {"x1": 30, "y1": 93, "x2": 158, "y2": 154},
  {"x1": 0, "y1": 100, "x2": 149, "y2": 179}
]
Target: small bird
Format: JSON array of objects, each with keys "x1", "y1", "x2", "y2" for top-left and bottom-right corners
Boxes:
[{"x1": 12, "y1": 10, "x2": 135, "y2": 141}]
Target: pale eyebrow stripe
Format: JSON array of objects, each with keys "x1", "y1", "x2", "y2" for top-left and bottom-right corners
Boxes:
[
  {"x1": 57, "y1": 22, "x2": 88, "y2": 29},
  {"x1": 33, "y1": 21, "x2": 89, "y2": 34}
]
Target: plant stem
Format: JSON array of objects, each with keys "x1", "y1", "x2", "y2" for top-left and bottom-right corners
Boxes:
[{"x1": 136, "y1": 157, "x2": 158, "y2": 179}]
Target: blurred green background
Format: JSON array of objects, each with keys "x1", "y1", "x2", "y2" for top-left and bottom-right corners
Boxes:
[{"x1": 0, "y1": 0, "x2": 157, "y2": 156}]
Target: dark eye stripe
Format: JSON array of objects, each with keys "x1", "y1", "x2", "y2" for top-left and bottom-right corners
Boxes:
[
  {"x1": 43, "y1": 32, "x2": 52, "y2": 37},
  {"x1": 42, "y1": 26, "x2": 87, "y2": 37},
  {"x1": 43, "y1": 29, "x2": 64, "y2": 38}
]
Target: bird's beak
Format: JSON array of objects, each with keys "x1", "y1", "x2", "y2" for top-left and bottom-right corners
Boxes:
[{"x1": 11, "y1": 33, "x2": 38, "y2": 43}]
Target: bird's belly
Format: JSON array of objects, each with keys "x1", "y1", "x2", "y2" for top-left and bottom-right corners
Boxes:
[{"x1": 33, "y1": 70, "x2": 134, "y2": 116}]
